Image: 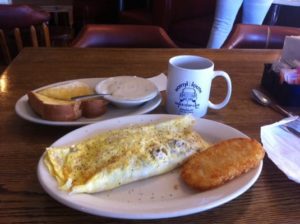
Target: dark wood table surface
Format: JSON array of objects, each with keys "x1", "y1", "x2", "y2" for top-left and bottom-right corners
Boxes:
[{"x1": 1, "y1": 47, "x2": 299, "y2": 223}]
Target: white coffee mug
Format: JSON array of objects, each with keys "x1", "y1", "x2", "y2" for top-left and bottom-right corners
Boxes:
[{"x1": 166, "y1": 55, "x2": 232, "y2": 117}]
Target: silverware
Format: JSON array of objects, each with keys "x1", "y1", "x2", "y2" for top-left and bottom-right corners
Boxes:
[
  {"x1": 251, "y1": 89, "x2": 293, "y2": 117},
  {"x1": 281, "y1": 118, "x2": 300, "y2": 138},
  {"x1": 281, "y1": 125, "x2": 300, "y2": 138},
  {"x1": 71, "y1": 93, "x2": 111, "y2": 101},
  {"x1": 252, "y1": 89, "x2": 300, "y2": 138}
]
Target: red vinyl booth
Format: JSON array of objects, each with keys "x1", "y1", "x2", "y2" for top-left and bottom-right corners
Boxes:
[{"x1": 119, "y1": 0, "x2": 217, "y2": 48}]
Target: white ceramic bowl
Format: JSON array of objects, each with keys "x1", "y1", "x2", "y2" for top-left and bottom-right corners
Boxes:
[{"x1": 95, "y1": 76, "x2": 159, "y2": 108}]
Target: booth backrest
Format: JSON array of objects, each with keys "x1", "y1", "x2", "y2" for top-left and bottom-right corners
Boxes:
[
  {"x1": 71, "y1": 24, "x2": 178, "y2": 48},
  {"x1": 222, "y1": 24, "x2": 300, "y2": 49},
  {"x1": 119, "y1": 0, "x2": 217, "y2": 47}
]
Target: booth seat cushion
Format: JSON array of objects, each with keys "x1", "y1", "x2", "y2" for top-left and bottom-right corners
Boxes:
[
  {"x1": 71, "y1": 24, "x2": 178, "y2": 48},
  {"x1": 222, "y1": 24, "x2": 300, "y2": 49}
]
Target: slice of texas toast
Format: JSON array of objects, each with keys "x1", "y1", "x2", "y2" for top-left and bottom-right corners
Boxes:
[
  {"x1": 28, "y1": 92, "x2": 82, "y2": 121},
  {"x1": 27, "y1": 81, "x2": 109, "y2": 121},
  {"x1": 81, "y1": 99, "x2": 108, "y2": 118}
]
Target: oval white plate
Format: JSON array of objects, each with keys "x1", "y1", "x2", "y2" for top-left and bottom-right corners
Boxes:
[
  {"x1": 37, "y1": 114, "x2": 263, "y2": 219},
  {"x1": 15, "y1": 78, "x2": 162, "y2": 126}
]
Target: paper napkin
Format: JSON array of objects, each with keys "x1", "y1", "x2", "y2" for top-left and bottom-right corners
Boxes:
[
  {"x1": 282, "y1": 36, "x2": 300, "y2": 66},
  {"x1": 148, "y1": 73, "x2": 167, "y2": 91},
  {"x1": 261, "y1": 116, "x2": 300, "y2": 183}
]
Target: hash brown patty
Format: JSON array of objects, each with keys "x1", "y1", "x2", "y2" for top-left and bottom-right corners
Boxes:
[{"x1": 181, "y1": 138, "x2": 265, "y2": 191}]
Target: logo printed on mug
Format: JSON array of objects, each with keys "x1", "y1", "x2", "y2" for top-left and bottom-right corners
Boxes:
[
  {"x1": 166, "y1": 55, "x2": 232, "y2": 117},
  {"x1": 175, "y1": 81, "x2": 202, "y2": 114}
]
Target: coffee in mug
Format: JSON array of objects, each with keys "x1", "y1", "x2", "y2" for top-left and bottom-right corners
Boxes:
[{"x1": 166, "y1": 55, "x2": 232, "y2": 117}]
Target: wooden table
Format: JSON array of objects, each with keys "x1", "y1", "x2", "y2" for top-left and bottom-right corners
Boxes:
[{"x1": 1, "y1": 48, "x2": 299, "y2": 223}]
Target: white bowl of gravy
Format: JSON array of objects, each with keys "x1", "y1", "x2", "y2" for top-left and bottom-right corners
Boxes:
[{"x1": 95, "y1": 76, "x2": 159, "y2": 108}]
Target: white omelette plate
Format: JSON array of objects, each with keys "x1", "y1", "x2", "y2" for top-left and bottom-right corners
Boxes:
[
  {"x1": 15, "y1": 78, "x2": 162, "y2": 126},
  {"x1": 37, "y1": 114, "x2": 263, "y2": 219}
]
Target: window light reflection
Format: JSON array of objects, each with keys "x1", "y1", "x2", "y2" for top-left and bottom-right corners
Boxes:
[{"x1": 0, "y1": 71, "x2": 8, "y2": 93}]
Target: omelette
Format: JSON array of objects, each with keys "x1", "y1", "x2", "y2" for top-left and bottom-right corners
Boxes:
[{"x1": 44, "y1": 116, "x2": 209, "y2": 194}]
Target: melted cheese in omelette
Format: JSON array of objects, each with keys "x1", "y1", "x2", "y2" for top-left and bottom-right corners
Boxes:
[{"x1": 44, "y1": 116, "x2": 210, "y2": 193}]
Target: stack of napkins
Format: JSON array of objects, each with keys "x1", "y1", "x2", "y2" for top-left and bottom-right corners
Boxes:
[
  {"x1": 282, "y1": 36, "x2": 300, "y2": 65},
  {"x1": 261, "y1": 116, "x2": 300, "y2": 183},
  {"x1": 275, "y1": 36, "x2": 300, "y2": 84}
]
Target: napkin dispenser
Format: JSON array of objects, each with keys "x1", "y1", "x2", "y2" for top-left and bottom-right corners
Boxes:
[{"x1": 261, "y1": 64, "x2": 300, "y2": 107}]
